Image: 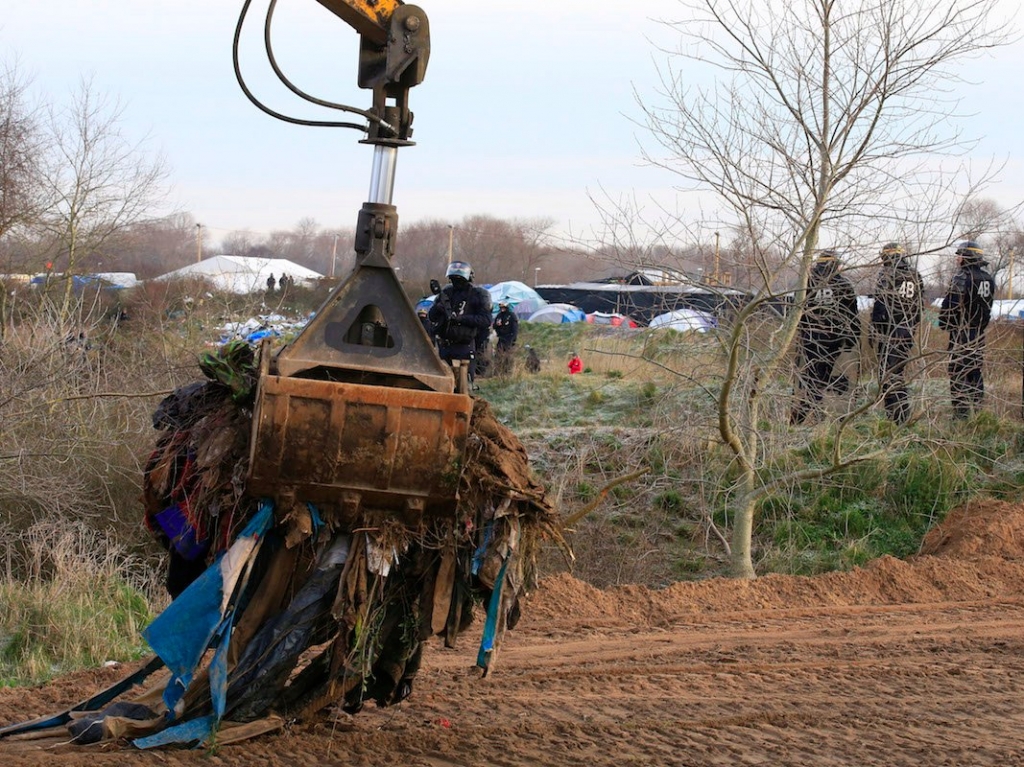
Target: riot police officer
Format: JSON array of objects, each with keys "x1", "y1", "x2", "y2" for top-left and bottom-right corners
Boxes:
[
  {"x1": 791, "y1": 250, "x2": 862, "y2": 425},
  {"x1": 428, "y1": 261, "x2": 492, "y2": 388},
  {"x1": 870, "y1": 243, "x2": 923, "y2": 424},
  {"x1": 940, "y1": 240, "x2": 995, "y2": 419}
]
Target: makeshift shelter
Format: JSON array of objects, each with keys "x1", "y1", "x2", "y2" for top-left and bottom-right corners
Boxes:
[
  {"x1": 537, "y1": 281, "x2": 745, "y2": 325},
  {"x1": 586, "y1": 311, "x2": 639, "y2": 328},
  {"x1": 527, "y1": 303, "x2": 586, "y2": 324},
  {"x1": 648, "y1": 308, "x2": 716, "y2": 333},
  {"x1": 486, "y1": 281, "x2": 547, "y2": 318},
  {"x1": 154, "y1": 256, "x2": 323, "y2": 295},
  {"x1": 29, "y1": 274, "x2": 128, "y2": 294}
]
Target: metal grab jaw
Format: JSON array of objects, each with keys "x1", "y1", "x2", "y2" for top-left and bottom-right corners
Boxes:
[
  {"x1": 247, "y1": 188, "x2": 471, "y2": 524},
  {"x1": 247, "y1": 4, "x2": 469, "y2": 525}
]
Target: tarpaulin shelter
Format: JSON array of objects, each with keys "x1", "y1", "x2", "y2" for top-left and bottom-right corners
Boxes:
[
  {"x1": 486, "y1": 281, "x2": 548, "y2": 318},
  {"x1": 527, "y1": 303, "x2": 586, "y2": 324},
  {"x1": 648, "y1": 308, "x2": 716, "y2": 333},
  {"x1": 990, "y1": 299, "x2": 1024, "y2": 320}
]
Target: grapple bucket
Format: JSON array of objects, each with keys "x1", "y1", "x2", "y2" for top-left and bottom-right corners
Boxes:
[{"x1": 247, "y1": 261, "x2": 471, "y2": 524}]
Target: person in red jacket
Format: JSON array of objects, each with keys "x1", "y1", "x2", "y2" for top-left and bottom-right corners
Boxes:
[{"x1": 568, "y1": 351, "x2": 583, "y2": 375}]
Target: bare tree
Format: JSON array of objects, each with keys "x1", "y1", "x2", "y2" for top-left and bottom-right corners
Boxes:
[
  {"x1": 36, "y1": 80, "x2": 167, "y2": 319},
  {"x1": 0, "y1": 59, "x2": 43, "y2": 250},
  {"x1": 638, "y1": 0, "x2": 1008, "y2": 578}
]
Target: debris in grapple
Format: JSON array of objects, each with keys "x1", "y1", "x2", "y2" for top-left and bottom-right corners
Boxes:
[{"x1": 0, "y1": 342, "x2": 566, "y2": 749}]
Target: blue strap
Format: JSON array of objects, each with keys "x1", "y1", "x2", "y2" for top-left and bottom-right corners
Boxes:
[
  {"x1": 476, "y1": 554, "x2": 511, "y2": 671},
  {"x1": 471, "y1": 521, "x2": 494, "y2": 576}
]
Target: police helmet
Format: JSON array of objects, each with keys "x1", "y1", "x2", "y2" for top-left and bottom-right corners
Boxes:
[
  {"x1": 446, "y1": 261, "x2": 473, "y2": 281},
  {"x1": 955, "y1": 240, "x2": 984, "y2": 262},
  {"x1": 880, "y1": 242, "x2": 905, "y2": 258}
]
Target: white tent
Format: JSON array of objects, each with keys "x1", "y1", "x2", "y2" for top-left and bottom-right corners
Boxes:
[
  {"x1": 991, "y1": 299, "x2": 1024, "y2": 320},
  {"x1": 648, "y1": 308, "x2": 716, "y2": 333},
  {"x1": 154, "y1": 256, "x2": 323, "y2": 295}
]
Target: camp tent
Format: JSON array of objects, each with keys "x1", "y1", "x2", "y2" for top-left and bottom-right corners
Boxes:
[
  {"x1": 648, "y1": 308, "x2": 716, "y2": 333},
  {"x1": 486, "y1": 281, "x2": 547, "y2": 318},
  {"x1": 527, "y1": 303, "x2": 586, "y2": 324},
  {"x1": 154, "y1": 256, "x2": 323, "y2": 295},
  {"x1": 586, "y1": 311, "x2": 639, "y2": 328}
]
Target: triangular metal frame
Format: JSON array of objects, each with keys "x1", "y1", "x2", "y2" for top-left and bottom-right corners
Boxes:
[{"x1": 273, "y1": 263, "x2": 453, "y2": 393}]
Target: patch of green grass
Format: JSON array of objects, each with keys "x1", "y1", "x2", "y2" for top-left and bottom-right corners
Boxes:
[{"x1": 0, "y1": 574, "x2": 153, "y2": 686}]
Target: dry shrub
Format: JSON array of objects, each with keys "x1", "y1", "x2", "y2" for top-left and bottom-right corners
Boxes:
[
  {"x1": 523, "y1": 425, "x2": 723, "y2": 588},
  {"x1": 0, "y1": 520, "x2": 161, "y2": 685},
  {"x1": 0, "y1": 294, "x2": 194, "y2": 552}
]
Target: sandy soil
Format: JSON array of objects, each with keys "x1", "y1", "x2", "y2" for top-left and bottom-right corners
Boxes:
[{"x1": 4, "y1": 497, "x2": 1024, "y2": 766}]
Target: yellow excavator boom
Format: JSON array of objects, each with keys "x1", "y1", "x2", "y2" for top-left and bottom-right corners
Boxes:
[{"x1": 313, "y1": 0, "x2": 401, "y2": 45}]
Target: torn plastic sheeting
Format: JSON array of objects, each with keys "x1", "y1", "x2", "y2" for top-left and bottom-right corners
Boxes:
[
  {"x1": 366, "y1": 537, "x2": 401, "y2": 577},
  {"x1": 133, "y1": 714, "x2": 217, "y2": 750},
  {"x1": 225, "y1": 535, "x2": 351, "y2": 721},
  {"x1": 142, "y1": 501, "x2": 274, "y2": 716},
  {"x1": 0, "y1": 655, "x2": 165, "y2": 739}
]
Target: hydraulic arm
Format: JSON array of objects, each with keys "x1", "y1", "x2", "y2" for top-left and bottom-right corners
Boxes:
[{"x1": 245, "y1": 1, "x2": 471, "y2": 526}]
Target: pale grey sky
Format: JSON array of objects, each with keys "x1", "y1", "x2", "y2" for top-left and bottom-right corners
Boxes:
[{"x1": 2, "y1": 1, "x2": 1022, "y2": 245}]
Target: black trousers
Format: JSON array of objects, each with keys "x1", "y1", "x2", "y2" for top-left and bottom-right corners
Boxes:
[
  {"x1": 948, "y1": 331, "x2": 986, "y2": 418},
  {"x1": 792, "y1": 334, "x2": 849, "y2": 424},
  {"x1": 876, "y1": 327, "x2": 914, "y2": 424}
]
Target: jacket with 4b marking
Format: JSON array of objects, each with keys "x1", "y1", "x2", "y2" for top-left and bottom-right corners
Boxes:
[
  {"x1": 940, "y1": 262, "x2": 995, "y2": 337},
  {"x1": 871, "y1": 257, "x2": 923, "y2": 335},
  {"x1": 799, "y1": 259, "x2": 861, "y2": 344}
]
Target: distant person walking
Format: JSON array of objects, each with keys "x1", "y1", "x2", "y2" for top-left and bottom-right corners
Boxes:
[
  {"x1": 940, "y1": 240, "x2": 995, "y2": 419},
  {"x1": 791, "y1": 251, "x2": 861, "y2": 425},
  {"x1": 266, "y1": 273, "x2": 276, "y2": 293},
  {"x1": 870, "y1": 243, "x2": 923, "y2": 424}
]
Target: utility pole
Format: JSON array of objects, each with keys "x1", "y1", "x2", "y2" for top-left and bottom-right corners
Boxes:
[
  {"x1": 1008, "y1": 247, "x2": 1016, "y2": 299},
  {"x1": 713, "y1": 231, "x2": 721, "y2": 285},
  {"x1": 447, "y1": 225, "x2": 454, "y2": 264},
  {"x1": 195, "y1": 223, "x2": 203, "y2": 263}
]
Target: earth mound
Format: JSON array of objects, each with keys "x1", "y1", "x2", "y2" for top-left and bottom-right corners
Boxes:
[{"x1": 522, "y1": 497, "x2": 1024, "y2": 632}]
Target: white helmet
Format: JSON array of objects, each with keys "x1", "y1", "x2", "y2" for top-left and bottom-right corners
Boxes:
[{"x1": 445, "y1": 261, "x2": 472, "y2": 281}]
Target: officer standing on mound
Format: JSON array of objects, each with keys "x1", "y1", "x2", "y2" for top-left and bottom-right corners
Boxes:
[
  {"x1": 940, "y1": 240, "x2": 995, "y2": 419},
  {"x1": 791, "y1": 250, "x2": 862, "y2": 425},
  {"x1": 428, "y1": 260, "x2": 492, "y2": 387},
  {"x1": 870, "y1": 242, "x2": 923, "y2": 424}
]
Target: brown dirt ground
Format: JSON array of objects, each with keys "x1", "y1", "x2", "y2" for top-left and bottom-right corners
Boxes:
[{"x1": 5, "y1": 497, "x2": 1024, "y2": 765}]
